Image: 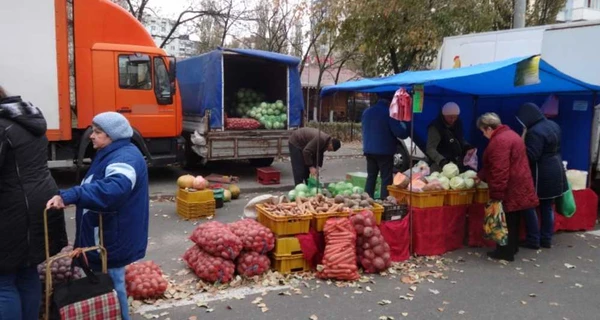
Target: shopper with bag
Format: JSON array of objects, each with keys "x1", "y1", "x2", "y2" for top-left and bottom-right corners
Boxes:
[
  {"x1": 362, "y1": 93, "x2": 409, "y2": 199},
  {"x1": 288, "y1": 127, "x2": 341, "y2": 185},
  {"x1": 517, "y1": 102, "x2": 569, "y2": 249},
  {"x1": 426, "y1": 102, "x2": 474, "y2": 172},
  {"x1": 476, "y1": 113, "x2": 539, "y2": 261},
  {"x1": 0, "y1": 86, "x2": 68, "y2": 320},
  {"x1": 47, "y1": 112, "x2": 149, "y2": 320}
]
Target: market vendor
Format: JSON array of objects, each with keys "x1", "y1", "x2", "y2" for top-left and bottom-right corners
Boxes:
[
  {"x1": 288, "y1": 127, "x2": 341, "y2": 185},
  {"x1": 426, "y1": 102, "x2": 473, "y2": 172}
]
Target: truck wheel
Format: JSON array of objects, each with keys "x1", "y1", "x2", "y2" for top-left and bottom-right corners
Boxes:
[
  {"x1": 249, "y1": 157, "x2": 275, "y2": 167},
  {"x1": 393, "y1": 142, "x2": 410, "y2": 173}
]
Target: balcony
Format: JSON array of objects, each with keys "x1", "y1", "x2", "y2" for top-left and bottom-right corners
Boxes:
[{"x1": 557, "y1": 0, "x2": 600, "y2": 22}]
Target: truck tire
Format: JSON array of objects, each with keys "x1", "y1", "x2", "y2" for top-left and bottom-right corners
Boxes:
[{"x1": 249, "y1": 157, "x2": 275, "y2": 167}]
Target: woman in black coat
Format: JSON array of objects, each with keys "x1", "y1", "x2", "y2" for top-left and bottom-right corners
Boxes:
[
  {"x1": 516, "y1": 102, "x2": 568, "y2": 249},
  {"x1": 0, "y1": 87, "x2": 68, "y2": 319}
]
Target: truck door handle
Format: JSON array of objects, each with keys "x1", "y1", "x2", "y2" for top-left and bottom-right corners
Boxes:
[{"x1": 117, "y1": 108, "x2": 132, "y2": 113}]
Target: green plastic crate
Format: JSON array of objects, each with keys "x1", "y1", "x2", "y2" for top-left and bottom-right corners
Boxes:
[{"x1": 345, "y1": 172, "x2": 382, "y2": 199}]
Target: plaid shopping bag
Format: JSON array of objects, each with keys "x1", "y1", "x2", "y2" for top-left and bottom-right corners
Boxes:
[{"x1": 483, "y1": 201, "x2": 508, "y2": 246}]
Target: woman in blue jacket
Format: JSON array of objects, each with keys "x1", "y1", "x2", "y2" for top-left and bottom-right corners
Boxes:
[
  {"x1": 47, "y1": 112, "x2": 149, "y2": 320},
  {"x1": 516, "y1": 103, "x2": 568, "y2": 249}
]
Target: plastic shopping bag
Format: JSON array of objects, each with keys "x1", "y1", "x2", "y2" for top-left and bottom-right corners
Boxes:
[
  {"x1": 556, "y1": 182, "x2": 576, "y2": 218},
  {"x1": 483, "y1": 201, "x2": 508, "y2": 246},
  {"x1": 463, "y1": 148, "x2": 478, "y2": 170}
]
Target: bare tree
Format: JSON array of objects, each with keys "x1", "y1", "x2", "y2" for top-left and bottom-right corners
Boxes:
[{"x1": 245, "y1": 0, "x2": 307, "y2": 53}]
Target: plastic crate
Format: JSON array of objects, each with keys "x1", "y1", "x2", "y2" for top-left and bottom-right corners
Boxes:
[
  {"x1": 256, "y1": 204, "x2": 312, "y2": 236},
  {"x1": 257, "y1": 167, "x2": 281, "y2": 185},
  {"x1": 273, "y1": 236, "x2": 303, "y2": 256},
  {"x1": 176, "y1": 188, "x2": 214, "y2": 203},
  {"x1": 387, "y1": 186, "x2": 446, "y2": 209},
  {"x1": 353, "y1": 203, "x2": 384, "y2": 225},
  {"x1": 176, "y1": 198, "x2": 216, "y2": 220},
  {"x1": 474, "y1": 188, "x2": 490, "y2": 204},
  {"x1": 312, "y1": 211, "x2": 350, "y2": 232},
  {"x1": 271, "y1": 253, "x2": 311, "y2": 274},
  {"x1": 382, "y1": 203, "x2": 408, "y2": 221},
  {"x1": 445, "y1": 189, "x2": 476, "y2": 206}
]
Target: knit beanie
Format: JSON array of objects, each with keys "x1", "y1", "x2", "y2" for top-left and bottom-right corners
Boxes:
[
  {"x1": 332, "y1": 138, "x2": 341, "y2": 151},
  {"x1": 442, "y1": 102, "x2": 460, "y2": 116},
  {"x1": 92, "y1": 112, "x2": 133, "y2": 141}
]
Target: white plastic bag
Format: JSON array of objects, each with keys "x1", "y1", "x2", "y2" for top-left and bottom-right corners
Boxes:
[{"x1": 243, "y1": 194, "x2": 287, "y2": 219}]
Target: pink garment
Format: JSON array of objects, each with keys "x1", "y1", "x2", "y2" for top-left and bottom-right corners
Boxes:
[{"x1": 389, "y1": 88, "x2": 412, "y2": 121}]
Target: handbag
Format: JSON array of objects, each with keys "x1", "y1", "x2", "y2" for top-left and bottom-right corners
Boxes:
[
  {"x1": 556, "y1": 182, "x2": 577, "y2": 218},
  {"x1": 43, "y1": 210, "x2": 122, "y2": 320},
  {"x1": 483, "y1": 201, "x2": 508, "y2": 246}
]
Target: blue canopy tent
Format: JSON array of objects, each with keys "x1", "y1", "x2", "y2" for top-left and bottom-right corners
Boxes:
[{"x1": 320, "y1": 56, "x2": 600, "y2": 172}]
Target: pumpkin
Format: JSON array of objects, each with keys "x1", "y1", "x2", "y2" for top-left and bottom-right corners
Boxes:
[
  {"x1": 393, "y1": 173, "x2": 409, "y2": 189},
  {"x1": 177, "y1": 174, "x2": 195, "y2": 188},
  {"x1": 223, "y1": 189, "x2": 232, "y2": 202},
  {"x1": 193, "y1": 176, "x2": 208, "y2": 190},
  {"x1": 228, "y1": 185, "x2": 241, "y2": 199}
]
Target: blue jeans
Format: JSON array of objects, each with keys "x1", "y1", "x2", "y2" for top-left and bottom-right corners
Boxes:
[
  {"x1": 0, "y1": 266, "x2": 42, "y2": 320},
  {"x1": 108, "y1": 267, "x2": 130, "y2": 320},
  {"x1": 523, "y1": 199, "x2": 555, "y2": 246}
]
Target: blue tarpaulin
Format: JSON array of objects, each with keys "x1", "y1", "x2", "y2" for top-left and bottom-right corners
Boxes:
[
  {"x1": 177, "y1": 48, "x2": 304, "y2": 129},
  {"x1": 320, "y1": 56, "x2": 600, "y2": 171}
]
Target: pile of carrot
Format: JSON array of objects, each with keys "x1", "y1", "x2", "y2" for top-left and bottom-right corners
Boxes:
[{"x1": 317, "y1": 217, "x2": 360, "y2": 281}]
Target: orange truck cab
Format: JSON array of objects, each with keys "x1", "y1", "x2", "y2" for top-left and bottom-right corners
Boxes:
[{"x1": 0, "y1": 0, "x2": 183, "y2": 174}]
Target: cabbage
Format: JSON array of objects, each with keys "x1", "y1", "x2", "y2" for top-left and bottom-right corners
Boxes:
[
  {"x1": 477, "y1": 181, "x2": 489, "y2": 189},
  {"x1": 449, "y1": 176, "x2": 466, "y2": 190},
  {"x1": 464, "y1": 178, "x2": 475, "y2": 189},
  {"x1": 463, "y1": 170, "x2": 478, "y2": 179},
  {"x1": 309, "y1": 187, "x2": 317, "y2": 196},
  {"x1": 425, "y1": 176, "x2": 439, "y2": 183},
  {"x1": 295, "y1": 184, "x2": 309, "y2": 193},
  {"x1": 297, "y1": 191, "x2": 307, "y2": 198},
  {"x1": 345, "y1": 182, "x2": 354, "y2": 190},
  {"x1": 352, "y1": 186, "x2": 364, "y2": 194},
  {"x1": 429, "y1": 172, "x2": 440, "y2": 178},
  {"x1": 287, "y1": 190, "x2": 297, "y2": 201},
  {"x1": 438, "y1": 176, "x2": 450, "y2": 190},
  {"x1": 442, "y1": 163, "x2": 460, "y2": 179}
]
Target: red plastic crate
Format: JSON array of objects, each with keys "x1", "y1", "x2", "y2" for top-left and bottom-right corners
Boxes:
[{"x1": 257, "y1": 167, "x2": 281, "y2": 185}]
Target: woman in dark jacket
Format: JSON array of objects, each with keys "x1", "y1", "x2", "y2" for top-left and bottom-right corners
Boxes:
[
  {"x1": 0, "y1": 87, "x2": 68, "y2": 319},
  {"x1": 426, "y1": 102, "x2": 473, "y2": 172},
  {"x1": 477, "y1": 112, "x2": 539, "y2": 262},
  {"x1": 517, "y1": 102, "x2": 568, "y2": 249}
]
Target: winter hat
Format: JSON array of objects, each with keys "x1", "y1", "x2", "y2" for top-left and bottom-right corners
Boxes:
[
  {"x1": 92, "y1": 112, "x2": 133, "y2": 141},
  {"x1": 331, "y1": 138, "x2": 341, "y2": 151},
  {"x1": 442, "y1": 102, "x2": 460, "y2": 116}
]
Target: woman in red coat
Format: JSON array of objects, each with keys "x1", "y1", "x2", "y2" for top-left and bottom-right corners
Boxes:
[{"x1": 477, "y1": 113, "x2": 539, "y2": 261}]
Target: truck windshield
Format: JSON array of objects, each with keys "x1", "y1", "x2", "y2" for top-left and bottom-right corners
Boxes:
[{"x1": 154, "y1": 57, "x2": 172, "y2": 104}]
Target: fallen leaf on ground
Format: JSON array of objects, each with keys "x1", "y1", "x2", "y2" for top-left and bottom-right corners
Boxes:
[
  {"x1": 261, "y1": 307, "x2": 269, "y2": 313},
  {"x1": 409, "y1": 286, "x2": 417, "y2": 292},
  {"x1": 366, "y1": 286, "x2": 372, "y2": 292},
  {"x1": 206, "y1": 308, "x2": 214, "y2": 313},
  {"x1": 458, "y1": 310, "x2": 465, "y2": 315},
  {"x1": 521, "y1": 301, "x2": 527, "y2": 305},
  {"x1": 324, "y1": 294, "x2": 330, "y2": 298},
  {"x1": 549, "y1": 302, "x2": 559, "y2": 306},
  {"x1": 402, "y1": 312, "x2": 408, "y2": 317},
  {"x1": 575, "y1": 283, "x2": 583, "y2": 288},
  {"x1": 438, "y1": 308, "x2": 445, "y2": 312},
  {"x1": 188, "y1": 317, "x2": 197, "y2": 320},
  {"x1": 529, "y1": 293, "x2": 536, "y2": 297},
  {"x1": 429, "y1": 289, "x2": 440, "y2": 295},
  {"x1": 565, "y1": 263, "x2": 576, "y2": 269},
  {"x1": 279, "y1": 291, "x2": 292, "y2": 296},
  {"x1": 378, "y1": 300, "x2": 392, "y2": 305},
  {"x1": 309, "y1": 315, "x2": 318, "y2": 320},
  {"x1": 252, "y1": 297, "x2": 263, "y2": 304}
]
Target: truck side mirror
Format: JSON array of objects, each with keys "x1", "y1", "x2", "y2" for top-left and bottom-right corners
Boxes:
[{"x1": 168, "y1": 56, "x2": 177, "y2": 95}]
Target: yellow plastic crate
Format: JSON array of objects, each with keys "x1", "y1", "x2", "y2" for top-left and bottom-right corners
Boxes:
[
  {"x1": 445, "y1": 189, "x2": 476, "y2": 206},
  {"x1": 177, "y1": 188, "x2": 214, "y2": 203},
  {"x1": 176, "y1": 197, "x2": 216, "y2": 220},
  {"x1": 273, "y1": 236, "x2": 303, "y2": 256},
  {"x1": 352, "y1": 203, "x2": 384, "y2": 225},
  {"x1": 271, "y1": 253, "x2": 311, "y2": 274},
  {"x1": 312, "y1": 211, "x2": 350, "y2": 232},
  {"x1": 256, "y1": 204, "x2": 312, "y2": 236},
  {"x1": 474, "y1": 188, "x2": 490, "y2": 204},
  {"x1": 387, "y1": 186, "x2": 446, "y2": 209}
]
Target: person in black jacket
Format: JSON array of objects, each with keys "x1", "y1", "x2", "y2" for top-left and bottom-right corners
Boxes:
[
  {"x1": 426, "y1": 102, "x2": 473, "y2": 172},
  {"x1": 0, "y1": 86, "x2": 68, "y2": 320},
  {"x1": 517, "y1": 102, "x2": 568, "y2": 249}
]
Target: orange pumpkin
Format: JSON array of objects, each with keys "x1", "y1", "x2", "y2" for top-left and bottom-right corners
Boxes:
[{"x1": 177, "y1": 174, "x2": 195, "y2": 188}]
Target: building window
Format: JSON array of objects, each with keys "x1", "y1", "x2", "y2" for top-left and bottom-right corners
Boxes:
[{"x1": 118, "y1": 54, "x2": 152, "y2": 90}]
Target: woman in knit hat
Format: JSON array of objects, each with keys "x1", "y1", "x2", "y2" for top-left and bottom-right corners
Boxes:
[
  {"x1": 426, "y1": 102, "x2": 474, "y2": 172},
  {"x1": 47, "y1": 112, "x2": 149, "y2": 320}
]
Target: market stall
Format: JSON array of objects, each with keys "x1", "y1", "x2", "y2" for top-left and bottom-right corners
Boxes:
[{"x1": 320, "y1": 55, "x2": 600, "y2": 255}]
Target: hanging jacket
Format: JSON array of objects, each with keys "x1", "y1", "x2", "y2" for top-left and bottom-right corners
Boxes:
[
  {"x1": 0, "y1": 96, "x2": 68, "y2": 274},
  {"x1": 516, "y1": 103, "x2": 568, "y2": 199},
  {"x1": 60, "y1": 139, "x2": 149, "y2": 269},
  {"x1": 478, "y1": 125, "x2": 539, "y2": 212},
  {"x1": 289, "y1": 127, "x2": 331, "y2": 167},
  {"x1": 362, "y1": 99, "x2": 409, "y2": 155}
]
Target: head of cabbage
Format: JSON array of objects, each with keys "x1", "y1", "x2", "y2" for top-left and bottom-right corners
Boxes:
[
  {"x1": 449, "y1": 176, "x2": 466, "y2": 190},
  {"x1": 438, "y1": 176, "x2": 450, "y2": 190},
  {"x1": 442, "y1": 163, "x2": 460, "y2": 179}
]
